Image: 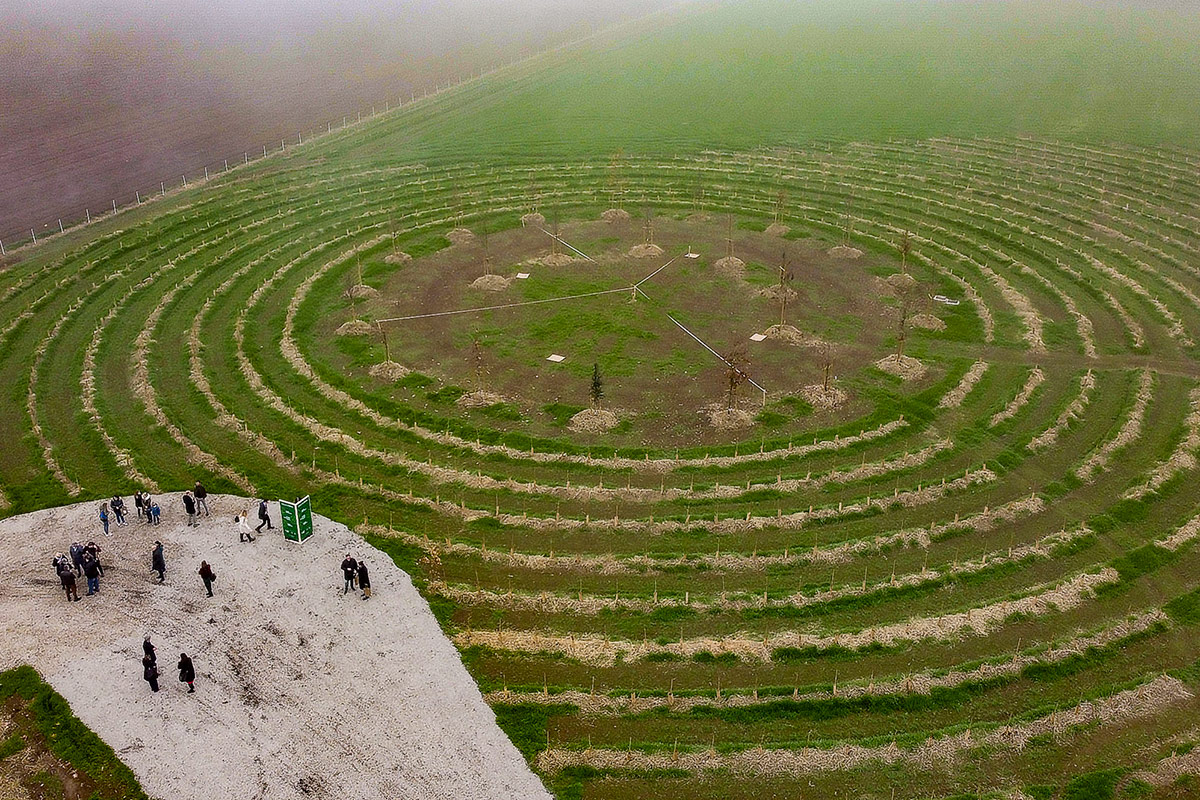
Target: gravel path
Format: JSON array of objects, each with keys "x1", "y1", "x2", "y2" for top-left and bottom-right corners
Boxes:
[{"x1": 0, "y1": 495, "x2": 550, "y2": 800}]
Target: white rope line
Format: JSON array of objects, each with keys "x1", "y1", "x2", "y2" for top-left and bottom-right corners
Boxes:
[
  {"x1": 633, "y1": 254, "x2": 681, "y2": 287},
  {"x1": 377, "y1": 286, "x2": 630, "y2": 323},
  {"x1": 538, "y1": 228, "x2": 596, "y2": 262},
  {"x1": 666, "y1": 313, "x2": 767, "y2": 397}
]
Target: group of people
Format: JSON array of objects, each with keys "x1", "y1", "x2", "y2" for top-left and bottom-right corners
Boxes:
[
  {"x1": 340, "y1": 553, "x2": 371, "y2": 599},
  {"x1": 141, "y1": 637, "x2": 196, "y2": 694},
  {"x1": 52, "y1": 541, "x2": 104, "y2": 601}
]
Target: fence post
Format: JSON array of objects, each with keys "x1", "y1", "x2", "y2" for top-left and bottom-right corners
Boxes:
[
  {"x1": 204, "y1": 166, "x2": 209, "y2": 180},
  {"x1": 112, "y1": 199, "x2": 116, "y2": 213},
  {"x1": 31, "y1": 228, "x2": 37, "y2": 244},
  {"x1": 160, "y1": 182, "x2": 165, "y2": 196},
  {"x1": 58, "y1": 219, "x2": 64, "y2": 233},
  {"x1": 136, "y1": 191, "x2": 141, "y2": 204},
  {"x1": 0, "y1": 239, "x2": 5, "y2": 255},
  {"x1": 86, "y1": 209, "x2": 91, "y2": 223}
]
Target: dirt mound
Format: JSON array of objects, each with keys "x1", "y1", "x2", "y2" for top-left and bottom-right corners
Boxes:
[
  {"x1": 627, "y1": 243, "x2": 664, "y2": 258},
  {"x1": 447, "y1": 228, "x2": 475, "y2": 246},
  {"x1": 384, "y1": 251, "x2": 412, "y2": 266},
  {"x1": 713, "y1": 256, "x2": 746, "y2": 278},
  {"x1": 763, "y1": 324, "x2": 824, "y2": 348},
  {"x1": 705, "y1": 404, "x2": 755, "y2": 430},
  {"x1": 885, "y1": 272, "x2": 917, "y2": 291},
  {"x1": 368, "y1": 361, "x2": 410, "y2": 382},
  {"x1": 457, "y1": 390, "x2": 506, "y2": 409},
  {"x1": 538, "y1": 253, "x2": 574, "y2": 268},
  {"x1": 602, "y1": 209, "x2": 631, "y2": 223},
  {"x1": 911, "y1": 313, "x2": 946, "y2": 331},
  {"x1": 764, "y1": 222, "x2": 790, "y2": 237},
  {"x1": 520, "y1": 212, "x2": 546, "y2": 227},
  {"x1": 469, "y1": 274, "x2": 512, "y2": 291},
  {"x1": 568, "y1": 408, "x2": 619, "y2": 434},
  {"x1": 344, "y1": 284, "x2": 378, "y2": 300},
  {"x1": 756, "y1": 285, "x2": 798, "y2": 302},
  {"x1": 335, "y1": 319, "x2": 375, "y2": 336},
  {"x1": 875, "y1": 353, "x2": 927, "y2": 381},
  {"x1": 828, "y1": 245, "x2": 863, "y2": 259},
  {"x1": 801, "y1": 384, "x2": 848, "y2": 410}
]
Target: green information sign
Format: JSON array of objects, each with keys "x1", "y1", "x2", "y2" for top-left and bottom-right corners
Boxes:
[{"x1": 280, "y1": 496, "x2": 314, "y2": 543}]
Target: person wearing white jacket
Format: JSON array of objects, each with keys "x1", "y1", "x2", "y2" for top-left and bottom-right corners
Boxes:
[{"x1": 234, "y1": 511, "x2": 256, "y2": 542}]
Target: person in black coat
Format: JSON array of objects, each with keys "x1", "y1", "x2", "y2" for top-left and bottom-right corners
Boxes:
[
  {"x1": 193, "y1": 482, "x2": 210, "y2": 516},
  {"x1": 151, "y1": 541, "x2": 166, "y2": 583},
  {"x1": 255, "y1": 499, "x2": 273, "y2": 533},
  {"x1": 357, "y1": 561, "x2": 371, "y2": 600},
  {"x1": 198, "y1": 561, "x2": 216, "y2": 597},
  {"x1": 82, "y1": 554, "x2": 101, "y2": 595},
  {"x1": 143, "y1": 655, "x2": 159, "y2": 692},
  {"x1": 182, "y1": 492, "x2": 197, "y2": 527},
  {"x1": 143, "y1": 637, "x2": 156, "y2": 665},
  {"x1": 178, "y1": 653, "x2": 195, "y2": 693},
  {"x1": 340, "y1": 554, "x2": 358, "y2": 594}
]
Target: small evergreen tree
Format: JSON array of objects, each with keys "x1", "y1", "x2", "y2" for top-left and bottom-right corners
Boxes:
[{"x1": 590, "y1": 363, "x2": 604, "y2": 408}]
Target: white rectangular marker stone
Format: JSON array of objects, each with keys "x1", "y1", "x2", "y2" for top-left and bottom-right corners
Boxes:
[
  {"x1": 685, "y1": 252, "x2": 700, "y2": 259},
  {"x1": 516, "y1": 272, "x2": 530, "y2": 279},
  {"x1": 546, "y1": 354, "x2": 565, "y2": 362},
  {"x1": 749, "y1": 333, "x2": 767, "y2": 342}
]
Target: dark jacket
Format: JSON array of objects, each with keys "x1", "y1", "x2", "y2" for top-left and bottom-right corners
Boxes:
[
  {"x1": 198, "y1": 563, "x2": 215, "y2": 582},
  {"x1": 178, "y1": 655, "x2": 195, "y2": 683},
  {"x1": 59, "y1": 568, "x2": 76, "y2": 588},
  {"x1": 356, "y1": 563, "x2": 370, "y2": 589},
  {"x1": 182, "y1": 494, "x2": 196, "y2": 515},
  {"x1": 258, "y1": 500, "x2": 269, "y2": 520},
  {"x1": 82, "y1": 559, "x2": 100, "y2": 579},
  {"x1": 69, "y1": 544, "x2": 84, "y2": 565},
  {"x1": 194, "y1": 484, "x2": 207, "y2": 499},
  {"x1": 134, "y1": 493, "x2": 145, "y2": 510},
  {"x1": 143, "y1": 640, "x2": 156, "y2": 663},
  {"x1": 143, "y1": 660, "x2": 158, "y2": 682},
  {"x1": 341, "y1": 558, "x2": 358, "y2": 579},
  {"x1": 152, "y1": 545, "x2": 166, "y2": 572}
]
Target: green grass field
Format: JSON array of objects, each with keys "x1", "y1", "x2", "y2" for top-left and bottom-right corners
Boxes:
[{"x1": 4, "y1": 2, "x2": 1200, "y2": 798}]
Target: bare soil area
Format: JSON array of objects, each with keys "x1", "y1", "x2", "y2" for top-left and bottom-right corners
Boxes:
[{"x1": 0, "y1": 497, "x2": 550, "y2": 800}]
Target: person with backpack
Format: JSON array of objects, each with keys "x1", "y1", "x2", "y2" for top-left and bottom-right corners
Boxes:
[
  {"x1": 193, "y1": 482, "x2": 210, "y2": 517},
  {"x1": 111, "y1": 495, "x2": 127, "y2": 526},
  {"x1": 143, "y1": 655, "x2": 159, "y2": 692},
  {"x1": 255, "y1": 499, "x2": 273, "y2": 533},
  {"x1": 340, "y1": 554, "x2": 358, "y2": 594},
  {"x1": 357, "y1": 560, "x2": 371, "y2": 600},
  {"x1": 198, "y1": 561, "x2": 216, "y2": 597},
  {"x1": 98, "y1": 503, "x2": 110, "y2": 536},
  {"x1": 151, "y1": 541, "x2": 166, "y2": 584},
  {"x1": 182, "y1": 492, "x2": 197, "y2": 527},
  {"x1": 178, "y1": 653, "x2": 196, "y2": 693}
]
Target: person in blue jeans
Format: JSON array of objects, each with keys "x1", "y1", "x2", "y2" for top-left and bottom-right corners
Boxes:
[{"x1": 82, "y1": 554, "x2": 101, "y2": 595}]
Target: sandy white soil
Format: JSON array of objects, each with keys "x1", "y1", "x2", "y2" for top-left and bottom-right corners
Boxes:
[{"x1": 0, "y1": 496, "x2": 550, "y2": 800}]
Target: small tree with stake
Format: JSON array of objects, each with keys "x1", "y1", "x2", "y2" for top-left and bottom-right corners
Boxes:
[
  {"x1": 777, "y1": 248, "x2": 794, "y2": 326},
  {"x1": 723, "y1": 346, "x2": 750, "y2": 410},
  {"x1": 590, "y1": 363, "x2": 604, "y2": 408},
  {"x1": 898, "y1": 230, "x2": 912, "y2": 274}
]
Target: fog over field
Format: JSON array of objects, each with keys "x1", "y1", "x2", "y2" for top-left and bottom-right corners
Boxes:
[{"x1": 0, "y1": 0, "x2": 672, "y2": 241}]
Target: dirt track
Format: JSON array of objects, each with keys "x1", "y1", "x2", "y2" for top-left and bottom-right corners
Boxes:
[{"x1": 0, "y1": 495, "x2": 550, "y2": 800}]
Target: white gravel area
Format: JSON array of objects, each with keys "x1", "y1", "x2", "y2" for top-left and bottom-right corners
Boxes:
[{"x1": 0, "y1": 495, "x2": 550, "y2": 800}]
